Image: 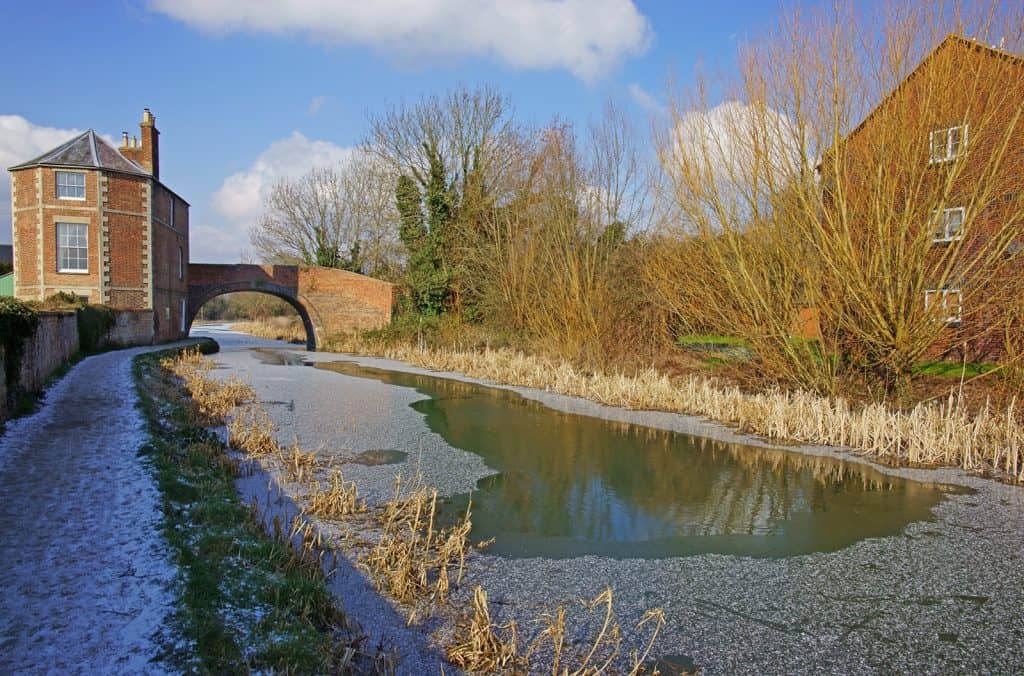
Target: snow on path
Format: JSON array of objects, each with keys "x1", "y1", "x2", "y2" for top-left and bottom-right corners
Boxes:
[{"x1": 0, "y1": 347, "x2": 180, "y2": 674}]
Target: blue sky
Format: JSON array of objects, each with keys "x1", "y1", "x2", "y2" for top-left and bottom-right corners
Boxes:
[{"x1": 2, "y1": 0, "x2": 808, "y2": 260}]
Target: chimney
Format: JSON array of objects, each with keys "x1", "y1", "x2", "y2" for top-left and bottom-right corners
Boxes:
[{"x1": 138, "y1": 108, "x2": 160, "y2": 179}]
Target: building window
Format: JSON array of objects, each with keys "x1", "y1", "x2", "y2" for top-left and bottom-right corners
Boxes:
[
  {"x1": 55, "y1": 171, "x2": 86, "y2": 200},
  {"x1": 169, "y1": 197, "x2": 175, "y2": 227},
  {"x1": 178, "y1": 246, "x2": 184, "y2": 280},
  {"x1": 925, "y1": 288, "x2": 962, "y2": 324},
  {"x1": 56, "y1": 223, "x2": 88, "y2": 273},
  {"x1": 929, "y1": 124, "x2": 967, "y2": 163},
  {"x1": 932, "y1": 207, "x2": 965, "y2": 242},
  {"x1": 180, "y1": 298, "x2": 187, "y2": 332}
]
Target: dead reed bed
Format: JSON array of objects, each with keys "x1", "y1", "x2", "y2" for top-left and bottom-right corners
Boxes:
[
  {"x1": 306, "y1": 470, "x2": 366, "y2": 519},
  {"x1": 281, "y1": 439, "x2": 319, "y2": 483},
  {"x1": 227, "y1": 405, "x2": 281, "y2": 457},
  {"x1": 231, "y1": 317, "x2": 307, "y2": 343},
  {"x1": 161, "y1": 348, "x2": 255, "y2": 422},
  {"x1": 361, "y1": 473, "x2": 473, "y2": 614},
  {"x1": 327, "y1": 335, "x2": 1024, "y2": 481},
  {"x1": 447, "y1": 585, "x2": 666, "y2": 675}
]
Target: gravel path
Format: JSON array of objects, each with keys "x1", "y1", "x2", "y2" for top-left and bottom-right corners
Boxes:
[
  {"x1": 197, "y1": 326, "x2": 1024, "y2": 675},
  {"x1": 0, "y1": 347, "x2": 180, "y2": 674}
]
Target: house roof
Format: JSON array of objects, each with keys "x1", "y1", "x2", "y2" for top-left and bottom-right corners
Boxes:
[
  {"x1": 8, "y1": 128, "x2": 190, "y2": 205},
  {"x1": 844, "y1": 34, "x2": 1024, "y2": 145},
  {"x1": 8, "y1": 129, "x2": 150, "y2": 177}
]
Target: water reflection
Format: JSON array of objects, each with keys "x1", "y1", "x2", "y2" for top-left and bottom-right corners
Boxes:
[{"x1": 314, "y1": 360, "x2": 967, "y2": 559}]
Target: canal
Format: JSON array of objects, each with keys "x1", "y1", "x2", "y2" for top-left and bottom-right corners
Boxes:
[{"x1": 196, "y1": 325, "x2": 1024, "y2": 675}]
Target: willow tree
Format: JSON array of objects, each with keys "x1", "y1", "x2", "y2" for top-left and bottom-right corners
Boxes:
[
  {"x1": 651, "y1": 0, "x2": 1024, "y2": 395},
  {"x1": 463, "y1": 104, "x2": 659, "y2": 366}
]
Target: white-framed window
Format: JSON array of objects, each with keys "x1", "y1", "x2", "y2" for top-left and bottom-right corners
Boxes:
[
  {"x1": 56, "y1": 222, "x2": 88, "y2": 273},
  {"x1": 925, "y1": 287, "x2": 962, "y2": 324},
  {"x1": 55, "y1": 171, "x2": 86, "y2": 200},
  {"x1": 929, "y1": 124, "x2": 967, "y2": 163},
  {"x1": 178, "y1": 246, "x2": 184, "y2": 280},
  {"x1": 932, "y1": 207, "x2": 965, "y2": 242}
]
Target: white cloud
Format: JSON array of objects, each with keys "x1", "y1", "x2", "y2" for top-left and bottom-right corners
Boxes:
[
  {"x1": 194, "y1": 132, "x2": 356, "y2": 262},
  {"x1": 671, "y1": 100, "x2": 804, "y2": 188},
  {"x1": 148, "y1": 0, "x2": 652, "y2": 81},
  {"x1": 0, "y1": 115, "x2": 85, "y2": 244},
  {"x1": 308, "y1": 95, "x2": 327, "y2": 116},
  {"x1": 627, "y1": 83, "x2": 664, "y2": 116}
]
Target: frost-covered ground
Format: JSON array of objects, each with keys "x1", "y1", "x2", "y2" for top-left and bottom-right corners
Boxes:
[{"x1": 0, "y1": 348, "x2": 181, "y2": 674}]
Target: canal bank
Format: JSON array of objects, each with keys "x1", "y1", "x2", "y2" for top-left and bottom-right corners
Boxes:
[{"x1": 196, "y1": 325, "x2": 1024, "y2": 674}]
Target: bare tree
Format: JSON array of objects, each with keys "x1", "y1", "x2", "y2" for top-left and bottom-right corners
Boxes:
[{"x1": 250, "y1": 156, "x2": 401, "y2": 277}]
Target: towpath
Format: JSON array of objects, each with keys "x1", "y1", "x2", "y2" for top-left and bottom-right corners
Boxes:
[{"x1": 0, "y1": 347, "x2": 179, "y2": 674}]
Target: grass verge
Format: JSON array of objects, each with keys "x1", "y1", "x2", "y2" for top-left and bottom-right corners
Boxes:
[{"x1": 133, "y1": 341, "x2": 366, "y2": 673}]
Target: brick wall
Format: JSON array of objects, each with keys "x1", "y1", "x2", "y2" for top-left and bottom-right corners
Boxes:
[
  {"x1": 104, "y1": 173, "x2": 149, "y2": 309},
  {"x1": 101, "y1": 309, "x2": 155, "y2": 348},
  {"x1": 298, "y1": 267, "x2": 395, "y2": 334},
  {"x1": 13, "y1": 167, "x2": 107, "y2": 302},
  {"x1": 150, "y1": 185, "x2": 189, "y2": 341},
  {"x1": 0, "y1": 308, "x2": 158, "y2": 421},
  {"x1": 11, "y1": 170, "x2": 39, "y2": 291},
  {"x1": 0, "y1": 346, "x2": 6, "y2": 419},
  {"x1": 186, "y1": 264, "x2": 395, "y2": 342}
]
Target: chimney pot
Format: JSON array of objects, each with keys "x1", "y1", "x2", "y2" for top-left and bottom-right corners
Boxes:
[
  {"x1": 132, "y1": 136, "x2": 138, "y2": 148},
  {"x1": 121, "y1": 131, "x2": 129, "y2": 147}
]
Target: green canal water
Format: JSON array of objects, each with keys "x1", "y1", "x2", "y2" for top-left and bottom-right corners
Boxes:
[{"x1": 310, "y1": 358, "x2": 968, "y2": 560}]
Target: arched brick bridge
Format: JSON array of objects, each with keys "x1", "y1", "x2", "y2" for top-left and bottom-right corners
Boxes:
[{"x1": 187, "y1": 264, "x2": 395, "y2": 350}]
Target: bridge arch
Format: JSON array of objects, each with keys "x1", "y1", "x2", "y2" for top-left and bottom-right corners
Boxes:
[
  {"x1": 186, "y1": 264, "x2": 395, "y2": 352},
  {"x1": 186, "y1": 281, "x2": 318, "y2": 351}
]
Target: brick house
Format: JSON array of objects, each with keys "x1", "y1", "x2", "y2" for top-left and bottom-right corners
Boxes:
[
  {"x1": 8, "y1": 109, "x2": 190, "y2": 341},
  {"x1": 820, "y1": 35, "x2": 1024, "y2": 361}
]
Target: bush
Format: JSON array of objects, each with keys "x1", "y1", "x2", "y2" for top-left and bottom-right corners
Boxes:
[
  {"x1": 0, "y1": 297, "x2": 39, "y2": 385},
  {"x1": 76, "y1": 305, "x2": 116, "y2": 352},
  {"x1": 41, "y1": 291, "x2": 84, "y2": 310}
]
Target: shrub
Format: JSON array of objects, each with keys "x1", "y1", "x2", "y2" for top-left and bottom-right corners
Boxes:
[
  {"x1": 41, "y1": 291, "x2": 84, "y2": 310},
  {"x1": 0, "y1": 297, "x2": 39, "y2": 385},
  {"x1": 76, "y1": 304, "x2": 116, "y2": 352}
]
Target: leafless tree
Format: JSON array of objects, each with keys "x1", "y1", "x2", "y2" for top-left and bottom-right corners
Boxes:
[{"x1": 250, "y1": 156, "x2": 401, "y2": 278}]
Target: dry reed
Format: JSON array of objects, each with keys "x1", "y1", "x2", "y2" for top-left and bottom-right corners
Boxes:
[
  {"x1": 281, "y1": 439, "x2": 319, "y2": 483},
  {"x1": 307, "y1": 470, "x2": 366, "y2": 519},
  {"x1": 161, "y1": 349, "x2": 255, "y2": 422},
  {"x1": 327, "y1": 335, "x2": 1024, "y2": 482},
  {"x1": 231, "y1": 317, "x2": 307, "y2": 343},
  {"x1": 447, "y1": 586, "x2": 521, "y2": 673},
  {"x1": 448, "y1": 585, "x2": 667, "y2": 675},
  {"x1": 361, "y1": 473, "x2": 472, "y2": 612},
  {"x1": 228, "y1": 406, "x2": 281, "y2": 457}
]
